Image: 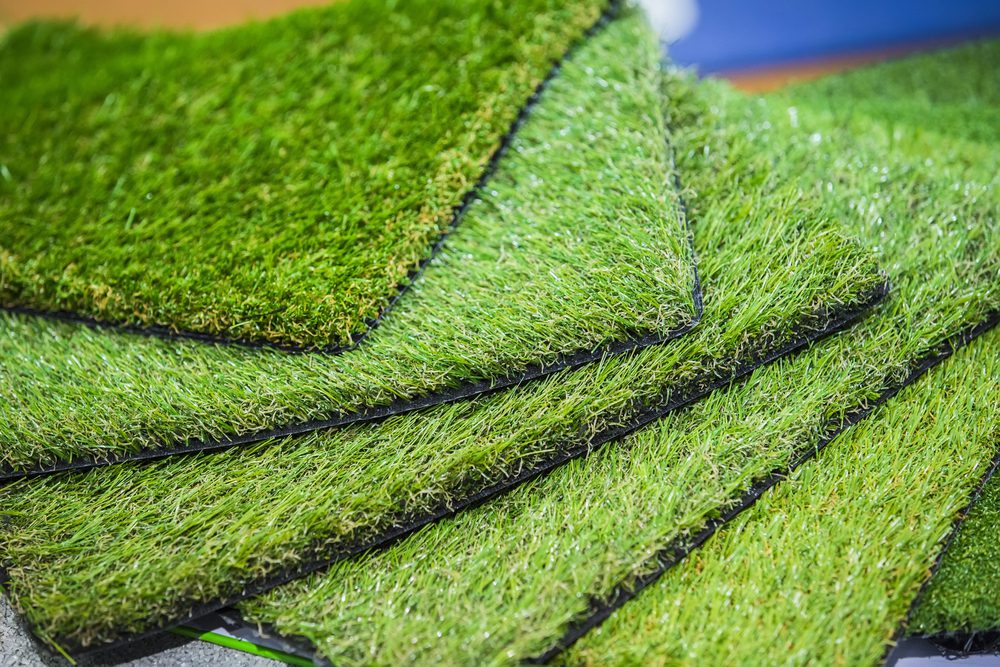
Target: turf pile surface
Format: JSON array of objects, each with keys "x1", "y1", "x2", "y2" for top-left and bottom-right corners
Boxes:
[
  {"x1": 0, "y1": 0, "x2": 704, "y2": 475},
  {"x1": 227, "y1": 43, "x2": 998, "y2": 666},
  {"x1": 909, "y1": 465, "x2": 1000, "y2": 637},
  {"x1": 0, "y1": 10, "x2": 888, "y2": 655},
  {"x1": 0, "y1": 0, "x2": 614, "y2": 350}
]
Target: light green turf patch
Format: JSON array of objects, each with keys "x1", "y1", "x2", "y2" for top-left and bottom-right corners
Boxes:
[
  {"x1": 566, "y1": 327, "x2": 999, "y2": 667},
  {"x1": 233, "y1": 48, "x2": 999, "y2": 666},
  {"x1": 910, "y1": 465, "x2": 1000, "y2": 635},
  {"x1": 0, "y1": 8, "x2": 699, "y2": 472},
  {"x1": 0, "y1": 19, "x2": 887, "y2": 654},
  {"x1": 0, "y1": 0, "x2": 609, "y2": 349},
  {"x1": 778, "y1": 38, "x2": 1000, "y2": 146}
]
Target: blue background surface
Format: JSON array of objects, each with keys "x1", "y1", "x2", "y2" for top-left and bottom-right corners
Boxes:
[{"x1": 670, "y1": 0, "x2": 1000, "y2": 72}]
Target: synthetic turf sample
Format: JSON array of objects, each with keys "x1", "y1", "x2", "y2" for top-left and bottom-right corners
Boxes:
[
  {"x1": 232, "y1": 47, "x2": 999, "y2": 665},
  {"x1": 0, "y1": 5, "x2": 703, "y2": 475},
  {"x1": 0, "y1": 16, "x2": 888, "y2": 655},
  {"x1": 564, "y1": 328, "x2": 999, "y2": 667},
  {"x1": 0, "y1": 0, "x2": 611, "y2": 349},
  {"x1": 909, "y1": 466, "x2": 1000, "y2": 636}
]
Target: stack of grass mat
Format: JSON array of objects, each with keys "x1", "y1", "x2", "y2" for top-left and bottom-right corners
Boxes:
[{"x1": 0, "y1": 1, "x2": 995, "y2": 665}]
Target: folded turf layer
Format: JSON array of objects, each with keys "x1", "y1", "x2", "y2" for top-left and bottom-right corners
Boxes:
[
  {"x1": 564, "y1": 326, "x2": 999, "y2": 667},
  {"x1": 909, "y1": 463, "x2": 1000, "y2": 636},
  {"x1": 0, "y1": 5, "x2": 702, "y2": 474},
  {"x1": 0, "y1": 0, "x2": 614, "y2": 349},
  {"x1": 0, "y1": 16, "x2": 888, "y2": 655},
  {"x1": 232, "y1": 47, "x2": 1000, "y2": 665}
]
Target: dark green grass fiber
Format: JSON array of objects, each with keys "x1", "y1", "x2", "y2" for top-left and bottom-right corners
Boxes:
[
  {"x1": 234, "y1": 46, "x2": 999, "y2": 666},
  {"x1": 566, "y1": 326, "x2": 998, "y2": 667},
  {"x1": 0, "y1": 0, "x2": 611, "y2": 349},
  {"x1": 0, "y1": 14, "x2": 887, "y2": 654},
  {"x1": 910, "y1": 462, "x2": 1000, "y2": 635},
  {"x1": 0, "y1": 5, "x2": 700, "y2": 473}
]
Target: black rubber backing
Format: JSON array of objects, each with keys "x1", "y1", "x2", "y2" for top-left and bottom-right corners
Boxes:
[
  {"x1": 183, "y1": 611, "x2": 324, "y2": 666},
  {"x1": 526, "y1": 311, "x2": 1000, "y2": 664},
  {"x1": 51, "y1": 280, "x2": 888, "y2": 659},
  {"x1": 885, "y1": 631, "x2": 1000, "y2": 665},
  {"x1": 881, "y1": 443, "x2": 1000, "y2": 667},
  {"x1": 1, "y1": 1, "x2": 626, "y2": 355}
]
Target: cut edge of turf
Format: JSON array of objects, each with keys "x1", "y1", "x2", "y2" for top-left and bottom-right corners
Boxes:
[
  {"x1": 881, "y1": 446, "x2": 1000, "y2": 666},
  {"x1": 519, "y1": 310, "x2": 1000, "y2": 664},
  {"x1": 1, "y1": 0, "x2": 637, "y2": 354},
  {"x1": 40, "y1": 279, "x2": 888, "y2": 658}
]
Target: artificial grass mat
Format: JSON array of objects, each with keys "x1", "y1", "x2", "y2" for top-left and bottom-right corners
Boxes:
[
  {"x1": 908, "y1": 461, "x2": 1000, "y2": 636},
  {"x1": 0, "y1": 4, "x2": 703, "y2": 475},
  {"x1": 565, "y1": 325, "x2": 999, "y2": 667},
  {"x1": 0, "y1": 16, "x2": 889, "y2": 656},
  {"x1": 0, "y1": 0, "x2": 616, "y2": 350},
  {"x1": 226, "y1": 46, "x2": 999, "y2": 665}
]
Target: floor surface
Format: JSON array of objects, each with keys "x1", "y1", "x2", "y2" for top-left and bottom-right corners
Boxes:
[{"x1": 0, "y1": 598, "x2": 276, "y2": 667}]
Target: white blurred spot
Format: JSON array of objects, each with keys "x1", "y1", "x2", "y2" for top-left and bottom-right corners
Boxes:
[{"x1": 636, "y1": 0, "x2": 700, "y2": 43}]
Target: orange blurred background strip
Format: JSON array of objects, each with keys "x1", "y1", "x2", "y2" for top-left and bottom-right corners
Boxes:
[{"x1": 0, "y1": 0, "x2": 331, "y2": 30}]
